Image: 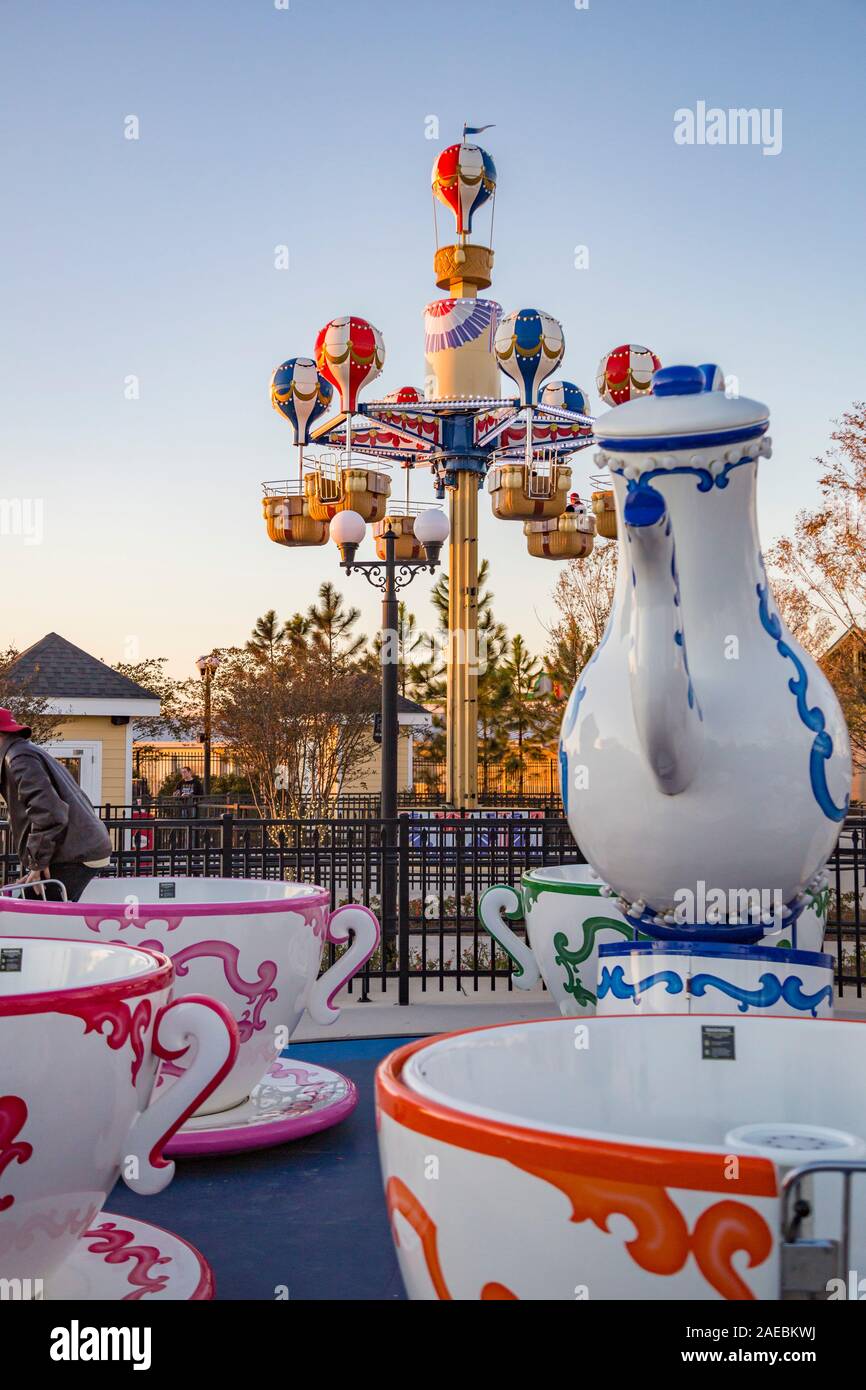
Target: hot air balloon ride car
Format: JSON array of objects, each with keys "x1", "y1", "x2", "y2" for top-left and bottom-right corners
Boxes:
[
  {"x1": 263, "y1": 358, "x2": 336, "y2": 547},
  {"x1": 262, "y1": 483, "x2": 330, "y2": 548},
  {"x1": 487, "y1": 448, "x2": 573, "y2": 520},
  {"x1": 524, "y1": 506, "x2": 595, "y2": 561},
  {"x1": 590, "y1": 474, "x2": 618, "y2": 541},
  {"x1": 307, "y1": 316, "x2": 392, "y2": 522},
  {"x1": 488, "y1": 309, "x2": 570, "y2": 518},
  {"x1": 367, "y1": 423, "x2": 437, "y2": 561}
]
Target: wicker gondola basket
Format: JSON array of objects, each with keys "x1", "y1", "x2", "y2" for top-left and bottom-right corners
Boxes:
[
  {"x1": 262, "y1": 493, "x2": 329, "y2": 547},
  {"x1": 305, "y1": 467, "x2": 391, "y2": 523},
  {"x1": 488, "y1": 461, "x2": 572, "y2": 521},
  {"x1": 524, "y1": 510, "x2": 595, "y2": 561}
]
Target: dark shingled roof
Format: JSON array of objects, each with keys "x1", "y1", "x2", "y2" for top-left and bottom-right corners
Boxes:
[
  {"x1": 5, "y1": 633, "x2": 159, "y2": 701},
  {"x1": 396, "y1": 695, "x2": 430, "y2": 716}
]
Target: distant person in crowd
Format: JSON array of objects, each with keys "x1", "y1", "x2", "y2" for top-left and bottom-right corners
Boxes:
[
  {"x1": 565, "y1": 491, "x2": 582, "y2": 513},
  {"x1": 173, "y1": 765, "x2": 203, "y2": 816},
  {"x1": 0, "y1": 708, "x2": 112, "y2": 901}
]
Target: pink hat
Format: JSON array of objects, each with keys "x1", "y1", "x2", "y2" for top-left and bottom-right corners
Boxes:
[{"x1": 0, "y1": 708, "x2": 31, "y2": 736}]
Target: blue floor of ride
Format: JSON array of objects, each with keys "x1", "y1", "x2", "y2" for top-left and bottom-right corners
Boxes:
[{"x1": 106, "y1": 1036, "x2": 417, "y2": 1300}]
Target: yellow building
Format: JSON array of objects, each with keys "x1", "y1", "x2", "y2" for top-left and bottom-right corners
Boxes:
[
  {"x1": 339, "y1": 697, "x2": 432, "y2": 794},
  {"x1": 6, "y1": 633, "x2": 160, "y2": 807},
  {"x1": 133, "y1": 695, "x2": 432, "y2": 798}
]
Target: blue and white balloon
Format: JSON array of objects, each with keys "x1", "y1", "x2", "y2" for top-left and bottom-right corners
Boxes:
[
  {"x1": 494, "y1": 308, "x2": 564, "y2": 406},
  {"x1": 540, "y1": 380, "x2": 591, "y2": 416},
  {"x1": 271, "y1": 357, "x2": 334, "y2": 445}
]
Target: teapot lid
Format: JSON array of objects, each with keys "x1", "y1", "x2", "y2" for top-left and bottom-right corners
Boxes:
[{"x1": 594, "y1": 364, "x2": 769, "y2": 455}]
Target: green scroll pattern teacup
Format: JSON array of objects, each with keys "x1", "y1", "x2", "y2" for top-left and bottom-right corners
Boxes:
[{"x1": 479, "y1": 863, "x2": 634, "y2": 1016}]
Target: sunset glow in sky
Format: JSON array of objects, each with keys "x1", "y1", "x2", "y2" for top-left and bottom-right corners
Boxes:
[{"x1": 2, "y1": 0, "x2": 864, "y2": 672}]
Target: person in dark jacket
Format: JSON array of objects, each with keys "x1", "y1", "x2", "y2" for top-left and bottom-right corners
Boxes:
[
  {"x1": 0, "y1": 708, "x2": 112, "y2": 901},
  {"x1": 173, "y1": 765, "x2": 203, "y2": 820}
]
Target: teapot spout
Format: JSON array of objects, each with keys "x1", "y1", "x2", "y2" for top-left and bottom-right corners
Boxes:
[{"x1": 624, "y1": 486, "x2": 704, "y2": 795}]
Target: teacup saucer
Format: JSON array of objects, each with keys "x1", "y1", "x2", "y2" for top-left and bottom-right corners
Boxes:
[
  {"x1": 164, "y1": 1057, "x2": 358, "y2": 1157},
  {"x1": 45, "y1": 1215, "x2": 214, "y2": 1300}
]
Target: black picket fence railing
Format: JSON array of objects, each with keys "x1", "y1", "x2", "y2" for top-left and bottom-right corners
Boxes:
[{"x1": 1, "y1": 810, "x2": 865, "y2": 1003}]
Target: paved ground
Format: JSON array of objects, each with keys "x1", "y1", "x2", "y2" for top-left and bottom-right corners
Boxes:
[
  {"x1": 107, "y1": 1036, "x2": 412, "y2": 1301},
  {"x1": 294, "y1": 978, "x2": 557, "y2": 1040}
]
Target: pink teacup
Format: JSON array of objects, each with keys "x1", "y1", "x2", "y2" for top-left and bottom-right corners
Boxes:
[
  {"x1": 0, "y1": 934, "x2": 238, "y2": 1286},
  {"x1": 1, "y1": 879, "x2": 379, "y2": 1116}
]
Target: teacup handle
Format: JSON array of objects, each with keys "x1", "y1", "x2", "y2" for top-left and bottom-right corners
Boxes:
[
  {"x1": 123, "y1": 994, "x2": 239, "y2": 1195},
  {"x1": 479, "y1": 885, "x2": 540, "y2": 990},
  {"x1": 307, "y1": 904, "x2": 380, "y2": 1025}
]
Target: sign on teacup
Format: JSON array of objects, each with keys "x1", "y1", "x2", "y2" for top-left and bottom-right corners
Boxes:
[
  {"x1": 0, "y1": 937, "x2": 238, "y2": 1284},
  {"x1": 0, "y1": 879, "x2": 379, "y2": 1117}
]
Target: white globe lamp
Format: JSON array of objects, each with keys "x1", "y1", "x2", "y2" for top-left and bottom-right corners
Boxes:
[
  {"x1": 331, "y1": 509, "x2": 366, "y2": 565},
  {"x1": 414, "y1": 508, "x2": 450, "y2": 564}
]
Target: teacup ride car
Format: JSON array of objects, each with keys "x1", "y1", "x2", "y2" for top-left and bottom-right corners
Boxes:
[
  {"x1": 0, "y1": 878, "x2": 379, "y2": 1156},
  {"x1": 0, "y1": 935, "x2": 238, "y2": 1299},
  {"x1": 377, "y1": 1014, "x2": 866, "y2": 1301},
  {"x1": 480, "y1": 865, "x2": 832, "y2": 1018}
]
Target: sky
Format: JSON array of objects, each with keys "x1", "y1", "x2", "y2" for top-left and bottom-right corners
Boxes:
[{"x1": 1, "y1": 0, "x2": 864, "y2": 676}]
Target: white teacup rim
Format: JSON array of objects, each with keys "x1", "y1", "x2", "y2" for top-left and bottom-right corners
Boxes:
[
  {"x1": 0, "y1": 933, "x2": 173, "y2": 1009},
  {"x1": 0, "y1": 879, "x2": 331, "y2": 921}
]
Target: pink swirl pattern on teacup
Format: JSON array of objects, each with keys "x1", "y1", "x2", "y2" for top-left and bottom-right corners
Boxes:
[
  {"x1": 84, "y1": 908, "x2": 187, "y2": 934},
  {"x1": 0, "y1": 1096, "x2": 32, "y2": 1212},
  {"x1": 82, "y1": 1221, "x2": 172, "y2": 1300}
]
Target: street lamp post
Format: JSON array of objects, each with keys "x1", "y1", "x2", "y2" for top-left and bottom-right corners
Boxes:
[
  {"x1": 332, "y1": 508, "x2": 448, "y2": 997},
  {"x1": 195, "y1": 654, "x2": 221, "y2": 797}
]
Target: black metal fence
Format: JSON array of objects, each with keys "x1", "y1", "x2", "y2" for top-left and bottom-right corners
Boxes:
[{"x1": 1, "y1": 809, "x2": 864, "y2": 1004}]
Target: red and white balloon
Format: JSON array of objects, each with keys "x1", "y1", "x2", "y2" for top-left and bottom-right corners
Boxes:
[
  {"x1": 314, "y1": 316, "x2": 385, "y2": 413},
  {"x1": 596, "y1": 344, "x2": 661, "y2": 407},
  {"x1": 383, "y1": 385, "x2": 423, "y2": 404}
]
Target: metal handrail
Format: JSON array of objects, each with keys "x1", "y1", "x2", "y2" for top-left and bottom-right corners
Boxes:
[
  {"x1": 782, "y1": 1160, "x2": 866, "y2": 1277},
  {"x1": 0, "y1": 879, "x2": 69, "y2": 901}
]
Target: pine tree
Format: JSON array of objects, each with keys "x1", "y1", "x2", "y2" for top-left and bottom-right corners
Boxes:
[
  {"x1": 500, "y1": 635, "x2": 546, "y2": 796},
  {"x1": 246, "y1": 610, "x2": 292, "y2": 664},
  {"x1": 306, "y1": 582, "x2": 365, "y2": 677}
]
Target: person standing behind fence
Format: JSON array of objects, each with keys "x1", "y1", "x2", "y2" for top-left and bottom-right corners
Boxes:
[
  {"x1": 173, "y1": 765, "x2": 203, "y2": 817},
  {"x1": 0, "y1": 708, "x2": 112, "y2": 901}
]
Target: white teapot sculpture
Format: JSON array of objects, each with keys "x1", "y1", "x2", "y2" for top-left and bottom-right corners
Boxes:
[{"x1": 560, "y1": 364, "x2": 851, "y2": 941}]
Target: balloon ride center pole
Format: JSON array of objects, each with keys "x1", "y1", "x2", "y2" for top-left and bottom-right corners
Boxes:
[{"x1": 446, "y1": 471, "x2": 478, "y2": 809}]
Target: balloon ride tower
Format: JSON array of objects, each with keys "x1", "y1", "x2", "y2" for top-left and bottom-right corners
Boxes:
[
  {"x1": 427, "y1": 141, "x2": 501, "y2": 807},
  {"x1": 263, "y1": 134, "x2": 646, "y2": 807}
]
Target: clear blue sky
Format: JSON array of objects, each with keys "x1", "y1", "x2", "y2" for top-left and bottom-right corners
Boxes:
[{"x1": 1, "y1": 0, "x2": 864, "y2": 674}]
